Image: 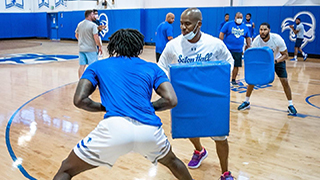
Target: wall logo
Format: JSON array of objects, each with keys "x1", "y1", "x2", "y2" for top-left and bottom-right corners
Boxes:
[
  {"x1": 99, "y1": 13, "x2": 109, "y2": 37},
  {"x1": 281, "y1": 11, "x2": 316, "y2": 48},
  {"x1": 38, "y1": 0, "x2": 49, "y2": 8},
  {"x1": 5, "y1": 0, "x2": 24, "y2": 9},
  {"x1": 0, "y1": 54, "x2": 78, "y2": 65},
  {"x1": 55, "y1": 0, "x2": 66, "y2": 8}
]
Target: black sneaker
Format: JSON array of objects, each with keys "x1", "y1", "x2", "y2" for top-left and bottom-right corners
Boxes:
[
  {"x1": 238, "y1": 101, "x2": 250, "y2": 111},
  {"x1": 231, "y1": 81, "x2": 239, "y2": 87},
  {"x1": 288, "y1": 105, "x2": 297, "y2": 115}
]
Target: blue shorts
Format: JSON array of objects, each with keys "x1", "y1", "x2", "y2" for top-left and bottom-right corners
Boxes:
[
  {"x1": 295, "y1": 38, "x2": 303, "y2": 47},
  {"x1": 79, "y1": 52, "x2": 98, "y2": 65}
]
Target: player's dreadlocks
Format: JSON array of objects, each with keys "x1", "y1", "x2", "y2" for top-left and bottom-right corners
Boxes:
[{"x1": 107, "y1": 29, "x2": 144, "y2": 58}]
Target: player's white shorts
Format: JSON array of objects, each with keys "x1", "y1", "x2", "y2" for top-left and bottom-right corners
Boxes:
[{"x1": 73, "y1": 116, "x2": 171, "y2": 168}]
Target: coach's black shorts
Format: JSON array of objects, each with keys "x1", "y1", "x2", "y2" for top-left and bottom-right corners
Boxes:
[
  {"x1": 275, "y1": 61, "x2": 287, "y2": 78},
  {"x1": 295, "y1": 38, "x2": 303, "y2": 47},
  {"x1": 231, "y1": 52, "x2": 243, "y2": 67},
  {"x1": 156, "y1": 52, "x2": 161, "y2": 63}
]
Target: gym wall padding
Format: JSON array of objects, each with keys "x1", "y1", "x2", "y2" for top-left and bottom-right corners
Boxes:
[
  {"x1": 169, "y1": 61, "x2": 230, "y2": 139},
  {"x1": 0, "y1": 6, "x2": 319, "y2": 55}
]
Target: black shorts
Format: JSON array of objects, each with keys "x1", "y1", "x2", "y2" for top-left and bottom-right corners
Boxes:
[
  {"x1": 295, "y1": 38, "x2": 303, "y2": 47},
  {"x1": 231, "y1": 52, "x2": 242, "y2": 67},
  {"x1": 156, "y1": 52, "x2": 161, "y2": 63},
  {"x1": 275, "y1": 61, "x2": 287, "y2": 78}
]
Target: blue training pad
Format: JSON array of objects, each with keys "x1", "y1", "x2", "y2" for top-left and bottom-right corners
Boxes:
[
  {"x1": 244, "y1": 47, "x2": 275, "y2": 85},
  {"x1": 169, "y1": 61, "x2": 230, "y2": 139}
]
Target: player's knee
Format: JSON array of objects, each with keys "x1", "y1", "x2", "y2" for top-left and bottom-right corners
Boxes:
[{"x1": 211, "y1": 136, "x2": 227, "y2": 141}]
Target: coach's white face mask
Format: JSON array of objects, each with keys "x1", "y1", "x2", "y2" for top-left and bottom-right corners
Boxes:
[
  {"x1": 236, "y1": 18, "x2": 243, "y2": 24},
  {"x1": 94, "y1": 14, "x2": 99, "y2": 19},
  {"x1": 183, "y1": 21, "x2": 199, "y2": 40}
]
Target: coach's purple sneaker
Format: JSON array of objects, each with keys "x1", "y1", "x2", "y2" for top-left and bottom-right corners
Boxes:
[
  {"x1": 220, "y1": 171, "x2": 234, "y2": 180},
  {"x1": 188, "y1": 148, "x2": 208, "y2": 168}
]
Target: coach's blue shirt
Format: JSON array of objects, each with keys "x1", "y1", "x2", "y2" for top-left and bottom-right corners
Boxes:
[
  {"x1": 220, "y1": 21, "x2": 249, "y2": 52},
  {"x1": 156, "y1": 21, "x2": 173, "y2": 54},
  {"x1": 81, "y1": 56, "x2": 169, "y2": 126}
]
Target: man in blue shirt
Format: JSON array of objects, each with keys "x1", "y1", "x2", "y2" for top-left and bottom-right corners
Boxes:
[
  {"x1": 219, "y1": 12, "x2": 251, "y2": 86},
  {"x1": 218, "y1": 13, "x2": 229, "y2": 32},
  {"x1": 53, "y1": 29, "x2": 193, "y2": 180},
  {"x1": 155, "y1": 13, "x2": 175, "y2": 62},
  {"x1": 244, "y1": 13, "x2": 255, "y2": 39}
]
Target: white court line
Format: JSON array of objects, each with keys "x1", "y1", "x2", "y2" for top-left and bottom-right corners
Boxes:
[{"x1": 310, "y1": 79, "x2": 320, "y2": 82}]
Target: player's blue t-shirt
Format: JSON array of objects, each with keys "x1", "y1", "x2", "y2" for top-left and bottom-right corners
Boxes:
[
  {"x1": 244, "y1": 20, "x2": 255, "y2": 38},
  {"x1": 220, "y1": 21, "x2": 249, "y2": 52},
  {"x1": 155, "y1": 21, "x2": 173, "y2": 54},
  {"x1": 81, "y1": 56, "x2": 169, "y2": 126}
]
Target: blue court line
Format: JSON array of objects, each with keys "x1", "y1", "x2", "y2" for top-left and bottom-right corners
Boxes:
[
  {"x1": 231, "y1": 101, "x2": 320, "y2": 119},
  {"x1": 305, "y1": 94, "x2": 320, "y2": 109},
  {"x1": 5, "y1": 82, "x2": 77, "y2": 180}
]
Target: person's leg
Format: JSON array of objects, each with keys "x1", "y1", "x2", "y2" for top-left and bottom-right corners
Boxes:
[
  {"x1": 231, "y1": 52, "x2": 242, "y2": 85},
  {"x1": 238, "y1": 85, "x2": 254, "y2": 110},
  {"x1": 215, "y1": 139, "x2": 229, "y2": 173},
  {"x1": 275, "y1": 62, "x2": 297, "y2": 114},
  {"x1": 158, "y1": 147, "x2": 193, "y2": 180},
  {"x1": 189, "y1": 137, "x2": 202, "y2": 151},
  {"x1": 53, "y1": 150, "x2": 97, "y2": 180},
  {"x1": 78, "y1": 52, "x2": 88, "y2": 78}
]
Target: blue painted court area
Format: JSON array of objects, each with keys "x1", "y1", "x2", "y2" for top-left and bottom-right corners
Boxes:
[{"x1": 0, "y1": 53, "x2": 78, "y2": 64}]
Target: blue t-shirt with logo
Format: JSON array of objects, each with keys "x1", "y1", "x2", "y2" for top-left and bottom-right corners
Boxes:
[
  {"x1": 244, "y1": 20, "x2": 255, "y2": 38},
  {"x1": 81, "y1": 56, "x2": 169, "y2": 127},
  {"x1": 220, "y1": 21, "x2": 249, "y2": 52},
  {"x1": 156, "y1": 21, "x2": 173, "y2": 54}
]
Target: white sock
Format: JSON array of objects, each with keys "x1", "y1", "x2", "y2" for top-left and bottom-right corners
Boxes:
[
  {"x1": 245, "y1": 97, "x2": 250, "y2": 102},
  {"x1": 288, "y1": 100, "x2": 293, "y2": 106},
  {"x1": 302, "y1": 52, "x2": 305, "y2": 56},
  {"x1": 294, "y1": 55, "x2": 297, "y2": 59}
]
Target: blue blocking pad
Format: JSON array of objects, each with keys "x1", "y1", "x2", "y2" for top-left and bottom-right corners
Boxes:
[
  {"x1": 244, "y1": 47, "x2": 275, "y2": 85},
  {"x1": 169, "y1": 61, "x2": 230, "y2": 139}
]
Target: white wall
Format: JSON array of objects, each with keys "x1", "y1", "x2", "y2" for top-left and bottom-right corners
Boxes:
[{"x1": 1, "y1": 0, "x2": 319, "y2": 12}]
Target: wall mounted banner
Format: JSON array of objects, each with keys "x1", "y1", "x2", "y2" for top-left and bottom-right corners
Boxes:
[
  {"x1": 38, "y1": 0, "x2": 49, "y2": 9},
  {"x1": 281, "y1": 11, "x2": 316, "y2": 48},
  {"x1": 5, "y1": 0, "x2": 24, "y2": 9}
]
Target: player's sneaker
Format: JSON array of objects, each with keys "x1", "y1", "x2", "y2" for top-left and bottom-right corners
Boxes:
[
  {"x1": 188, "y1": 148, "x2": 208, "y2": 168},
  {"x1": 290, "y1": 58, "x2": 297, "y2": 61},
  {"x1": 231, "y1": 81, "x2": 239, "y2": 87},
  {"x1": 303, "y1": 54, "x2": 308, "y2": 61},
  {"x1": 288, "y1": 105, "x2": 297, "y2": 115},
  {"x1": 219, "y1": 171, "x2": 235, "y2": 180},
  {"x1": 238, "y1": 101, "x2": 250, "y2": 111}
]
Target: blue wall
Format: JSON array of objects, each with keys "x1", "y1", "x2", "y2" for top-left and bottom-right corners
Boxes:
[{"x1": 0, "y1": 6, "x2": 319, "y2": 55}]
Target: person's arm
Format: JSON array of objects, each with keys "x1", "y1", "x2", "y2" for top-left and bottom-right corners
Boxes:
[
  {"x1": 275, "y1": 49, "x2": 288, "y2": 64},
  {"x1": 167, "y1": 36, "x2": 173, "y2": 41},
  {"x1": 289, "y1": 25, "x2": 299, "y2": 34},
  {"x1": 94, "y1": 33, "x2": 102, "y2": 55},
  {"x1": 75, "y1": 33, "x2": 79, "y2": 40},
  {"x1": 219, "y1": 32, "x2": 225, "y2": 40},
  {"x1": 73, "y1": 79, "x2": 106, "y2": 112},
  {"x1": 245, "y1": 37, "x2": 251, "y2": 50},
  {"x1": 152, "y1": 82, "x2": 177, "y2": 111}
]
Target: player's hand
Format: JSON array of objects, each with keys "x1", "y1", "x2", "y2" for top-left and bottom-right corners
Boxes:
[{"x1": 98, "y1": 25, "x2": 106, "y2": 31}]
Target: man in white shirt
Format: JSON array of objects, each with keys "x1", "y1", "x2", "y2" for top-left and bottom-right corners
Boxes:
[
  {"x1": 158, "y1": 8, "x2": 235, "y2": 180},
  {"x1": 238, "y1": 22, "x2": 297, "y2": 115},
  {"x1": 289, "y1": 18, "x2": 307, "y2": 61}
]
